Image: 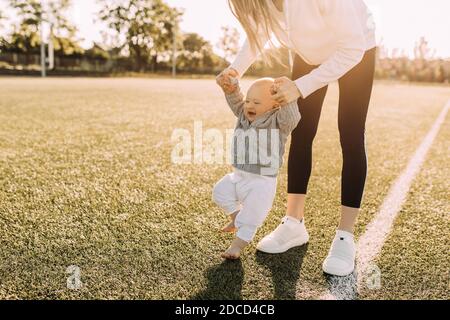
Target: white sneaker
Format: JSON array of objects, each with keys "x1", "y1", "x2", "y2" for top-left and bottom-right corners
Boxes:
[
  {"x1": 256, "y1": 216, "x2": 309, "y2": 254},
  {"x1": 322, "y1": 230, "x2": 356, "y2": 277}
]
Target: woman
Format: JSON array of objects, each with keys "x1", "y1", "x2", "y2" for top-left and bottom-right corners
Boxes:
[{"x1": 217, "y1": 0, "x2": 376, "y2": 277}]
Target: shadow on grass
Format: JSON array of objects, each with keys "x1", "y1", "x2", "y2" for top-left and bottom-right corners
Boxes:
[
  {"x1": 323, "y1": 268, "x2": 358, "y2": 300},
  {"x1": 191, "y1": 260, "x2": 244, "y2": 300},
  {"x1": 255, "y1": 244, "x2": 309, "y2": 300}
]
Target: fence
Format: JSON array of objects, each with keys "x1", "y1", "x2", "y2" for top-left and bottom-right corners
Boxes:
[
  {"x1": 1, "y1": 51, "x2": 449, "y2": 84},
  {"x1": 0, "y1": 52, "x2": 113, "y2": 73}
]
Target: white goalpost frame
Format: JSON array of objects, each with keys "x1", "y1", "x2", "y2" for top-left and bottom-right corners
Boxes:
[
  {"x1": 48, "y1": 24, "x2": 54, "y2": 71},
  {"x1": 172, "y1": 24, "x2": 177, "y2": 78},
  {"x1": 40, "y1": 21, "x2": 46, "y2": 77},
  {"x1": 40, "y1": 0, "x2": 55, "y2": 77}
]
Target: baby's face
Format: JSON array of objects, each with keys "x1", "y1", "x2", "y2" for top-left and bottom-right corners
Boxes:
[{"x1": 244, "y1": 80, "x2": 278, "y2": 122}]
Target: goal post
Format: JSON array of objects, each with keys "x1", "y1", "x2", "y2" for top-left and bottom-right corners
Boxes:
[
  {"x1": 47, "y1": 25, "x2": 54, "y2": 71},
  {"x1": 172, "y1": 25, "x2": 177, "y2": 78},
  {"x1": 40, "y1": 22, "x2": 46, "y2": 77}
]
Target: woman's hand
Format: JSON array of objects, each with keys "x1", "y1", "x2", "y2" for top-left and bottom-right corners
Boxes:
[
  {"x1": 216, "y1": 68, "x2": 239, "y2": 94},
  {"x1": 271, "y1": 76, "x2": 302, "y2": 105}
]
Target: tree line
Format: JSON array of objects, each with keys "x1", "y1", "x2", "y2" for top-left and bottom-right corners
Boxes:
[
  {"x1": 0, "y1": 0, "x2": 232, "y2": 74},
  {"x1": 0, "y1": 0, "x2": 448, "y2": 83}
]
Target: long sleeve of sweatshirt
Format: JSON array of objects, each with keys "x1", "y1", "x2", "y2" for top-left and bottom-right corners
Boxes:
[{"x1": 230, "y1": 0, "x2": 375, "y2": 99}]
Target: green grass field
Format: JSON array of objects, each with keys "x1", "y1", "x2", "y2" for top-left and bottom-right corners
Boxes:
[{"x1": 0, "y1": 77, "x2": 448, "y2": 300}]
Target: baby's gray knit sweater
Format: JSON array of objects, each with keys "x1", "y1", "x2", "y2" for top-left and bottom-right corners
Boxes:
[{"x1": 225, "y1": 87, "x2": 301, "y2": 177}]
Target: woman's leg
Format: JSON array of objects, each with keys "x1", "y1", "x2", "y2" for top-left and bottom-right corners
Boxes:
[
  {"x1": 337, "y1": 48, "x2": 376, "y2": 233},
  {"x1": 323, "y1": 48, "x2": 376, "y2": 276},
  {"x1": 287, "y1": 55, "x2": 328, "y2": 220},
  {"x1": 256, "y1": 55, "x2": 327, "y2": 254}
]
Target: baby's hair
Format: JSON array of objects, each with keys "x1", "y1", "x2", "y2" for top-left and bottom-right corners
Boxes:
[
  {"x1": 248, "y1": 77, "x2": 279, "y2": 109},
  {"x1": 250, "y1": 77, "x2": 275, "y2": 96},
  {"x1": 249, "y1": 77, "x2": 275, "y2": 92},
  {"x1": 251, "y1": 77, "x2": 275, "y2": 86}
]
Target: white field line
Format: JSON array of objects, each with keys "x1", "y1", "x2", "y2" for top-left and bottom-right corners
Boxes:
[{"x1": 320, "y1": 99, "x2": 450, "y2": 300}]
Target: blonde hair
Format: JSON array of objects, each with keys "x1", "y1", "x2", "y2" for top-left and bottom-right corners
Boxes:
[
  {"x1": 228, "y1": 0, "x2": 286, "y2": 66},
  {"x1": 251, "y1": 77, "x2": 275, "y2": 88}
]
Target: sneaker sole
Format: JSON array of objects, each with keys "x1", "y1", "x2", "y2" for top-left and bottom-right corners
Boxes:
[
  {"x1": 322, "y1": 263, "x2": 355, "y2": 277},
  {"x1": 256, "y1": 236, "x2": 309, "y2": 254}
]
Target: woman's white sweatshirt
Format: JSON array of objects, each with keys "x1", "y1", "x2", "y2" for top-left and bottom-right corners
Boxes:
[{"x1": 230, "y1": 0, "x2": 377, "y2": 99}]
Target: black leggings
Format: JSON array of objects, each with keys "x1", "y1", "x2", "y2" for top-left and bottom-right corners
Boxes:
[{"x1": 288, "y1": 48, "x2": 376, "y2": 208}]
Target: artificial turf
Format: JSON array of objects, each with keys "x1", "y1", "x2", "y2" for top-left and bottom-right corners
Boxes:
[{"x1": 0, "y1": 77, "x2": 448, "y2": 299}]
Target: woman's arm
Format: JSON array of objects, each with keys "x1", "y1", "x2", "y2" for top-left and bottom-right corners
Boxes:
[
  {"x1": 230, "y1": 17, "x2": 271, "y2": 77},
  {"x1": 294, "y1": 0, "x2": 367, "y2": 99},
  {"x1": 229, "y1": 38, "x2": 261, "y2": 77},
  {"x1": 217, "y1": 33, "x2": 267, "y2": 93}
]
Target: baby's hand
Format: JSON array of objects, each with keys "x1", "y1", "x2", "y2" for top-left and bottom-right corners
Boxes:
[{"x1": 216, "y1": 68, "x2": 239, "y2": 94}]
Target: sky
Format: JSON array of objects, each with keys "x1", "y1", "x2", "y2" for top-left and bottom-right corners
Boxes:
[{"x1": 2, "y1": 0, "x2": 450, "y2": 58}]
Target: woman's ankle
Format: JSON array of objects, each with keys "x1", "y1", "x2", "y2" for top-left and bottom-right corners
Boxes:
[
  {"x1": 286, "y1": 194, "x2": 306, "y2": 221},
  {"x1": 338, "y1": 205, "x2": 360, "y2": 234},
  {"x1": 285, "y1": 213, "x2": 304, "y2": 223}
]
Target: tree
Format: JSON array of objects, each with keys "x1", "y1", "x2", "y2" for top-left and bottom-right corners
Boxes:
[
  {"x1": 414, "y1": 36, "x2": 435, "y2": 61},
  {"x1": 8, "y1": 0, "x2": 82, "y2": 56},
  {"x1": 8, "y1": 0, "x2": 43, "y2": 54},
  {"x1": 98, "y1": 0, "x2": 183, "y2": 72},
  {"x1": 84, "y1": 43, "x2": 110, "y2": 60},
  {"x1": 0, "y1": 8, "x2": 5, "y2": 29},
  {"x1": 0, "y1": 9, "x2": 7, "y2": 51},
  {"x1": 217, "y1": 26, "x2": 240, "y2": 63},
  {"x1": 177, "y1": 33, "x2": 224, "y2": 73},
  {"x1": 46, "y1": 0, "x2": 83, "y2": 56},
  {"x1": 180, "y1": 33, "x2": 209, "y2": 71}
]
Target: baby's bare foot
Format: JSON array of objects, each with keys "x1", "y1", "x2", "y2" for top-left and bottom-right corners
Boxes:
[
  {"x1": 222, "y1": 221, "x2": 237, "y2": 233},
  {"x1": 221, "y1": 211, "x2": 239, "y2": 233},
  {"x1": 221, "y1": 237, "x2": 249, "y2": 260}
]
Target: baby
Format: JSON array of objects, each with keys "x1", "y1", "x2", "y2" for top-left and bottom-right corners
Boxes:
[{"x1": 213, "y1": 76, "x2": 301, "y2": 259}]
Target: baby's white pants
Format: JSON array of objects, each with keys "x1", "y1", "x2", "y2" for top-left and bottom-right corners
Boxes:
[{"x1": 212, "y1": 169, "x2": 277, "y2": 242}]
